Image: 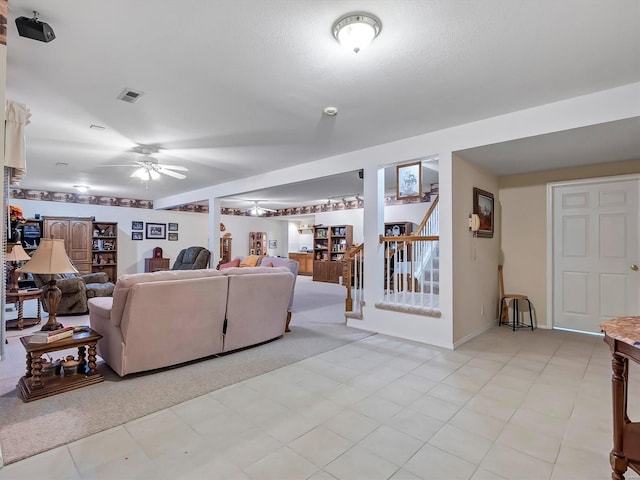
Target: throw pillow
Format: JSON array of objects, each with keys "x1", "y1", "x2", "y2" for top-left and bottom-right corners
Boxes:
[
  {"x1": 219, "y1": 258, "x2": 240, "y2": 269},
  {"x1": 240, "y1": 255, "x2": 260, "y2": 267}
]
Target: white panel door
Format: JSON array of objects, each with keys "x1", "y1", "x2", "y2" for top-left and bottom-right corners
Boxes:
[{"x1": 553, "y1": 179, "x2": 640, "y2": 333}]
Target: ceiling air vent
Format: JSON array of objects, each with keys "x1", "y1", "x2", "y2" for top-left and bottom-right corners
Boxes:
[{"x1": 117, "y1": 88, "x2": 144, "y2": 104}]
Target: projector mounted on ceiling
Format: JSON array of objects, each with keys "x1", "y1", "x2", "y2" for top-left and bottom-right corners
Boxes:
[{"x1": 15, "y1": 11, "x2": 56, "y2": 43}]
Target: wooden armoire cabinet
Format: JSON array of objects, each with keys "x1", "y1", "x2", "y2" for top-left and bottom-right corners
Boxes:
[{"x1": 43, "y1": 216, "x2": 93, "y2": 274}]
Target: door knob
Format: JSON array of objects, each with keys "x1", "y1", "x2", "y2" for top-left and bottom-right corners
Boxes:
[{"x1": 631, "y1": 264, "x2": 639, "y2": 271}]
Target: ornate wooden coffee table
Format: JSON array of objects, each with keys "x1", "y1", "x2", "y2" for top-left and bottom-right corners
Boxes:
[{"x1": 18, "y1": 328, "x2": 103, "y2": 402}]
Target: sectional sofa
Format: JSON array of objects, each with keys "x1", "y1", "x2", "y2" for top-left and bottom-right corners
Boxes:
[{"x1": 88, "y1": 267, "x2": 294, "y2": 376}]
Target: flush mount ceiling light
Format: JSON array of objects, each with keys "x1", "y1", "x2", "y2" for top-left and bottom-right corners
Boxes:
[
  {"x1": 332, "y1": 13, "x2": 381, "y2": 53},
  {"x1": 73, "y1": 185, "x2": 90, "y2": 193}
]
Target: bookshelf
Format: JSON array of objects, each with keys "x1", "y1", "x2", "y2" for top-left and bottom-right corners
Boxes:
[{"x1": 313, "y1": 224, "x2": 353, "y2": 283}]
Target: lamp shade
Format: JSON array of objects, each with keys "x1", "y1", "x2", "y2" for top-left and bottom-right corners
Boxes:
[
  {"x1": 5, "y1": 244, "x2": 31, "y2": 262},
  {"x1": 17, "y1": 238, "x2": 78, "y2": 274}
]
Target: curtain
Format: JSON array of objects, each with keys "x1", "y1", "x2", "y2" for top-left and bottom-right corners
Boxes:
[{"x1": 4, "y1": 100, "x2": 31, "y2": 185}]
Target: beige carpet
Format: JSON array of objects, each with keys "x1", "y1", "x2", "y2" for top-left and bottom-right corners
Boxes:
[{"x1": 0, "y1": 277, "x2": 371, "y2": 464}]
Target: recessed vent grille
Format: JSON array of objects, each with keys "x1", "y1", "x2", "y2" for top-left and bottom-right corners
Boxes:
[{"x1": 117, "y1": 88, "x2": 144, "y2": 103}]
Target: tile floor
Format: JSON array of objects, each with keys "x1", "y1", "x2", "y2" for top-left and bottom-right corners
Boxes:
[{"x1": 1, "y1": 319, "x2": 637, "y2": 479}]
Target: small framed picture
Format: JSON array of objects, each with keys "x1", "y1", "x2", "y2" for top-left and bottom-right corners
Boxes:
[
  {"x1": 396, "y1": 161, "x2": 422, "y2": 200},
  {"x1": 146, "y1": 223, "x2": 166, "y2": 240},
  {"x1": 132, "y1": 221, "x2": 143, "y2": 231},
  {"x1": 268, "y1": 240, "x2": 278, "y2": 249},
  {"x1": 168, "y1": 232, "x2": 179, "y2": 241},
  {"x1": 132, "y1": 232, "x2": 143, "y2": 241},
  {"x1": 168, "y1": 223, "x2": 178, "y2": 232},
  {"x1": 473, "y1": 187, "x2": 495, "y2": 238}
]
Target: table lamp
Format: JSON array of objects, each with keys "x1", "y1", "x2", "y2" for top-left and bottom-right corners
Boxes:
[
  {"x1": 17, "y1": 238, "x2": 78, "y2": 331},
  {"x1": 5, "y1": 243, "x2": 31, "y2": 292}
]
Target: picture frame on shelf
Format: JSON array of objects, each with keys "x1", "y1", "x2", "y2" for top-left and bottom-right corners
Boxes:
[
  {"x1": 168, "y1": 223, "x2": 178, "y2": 231},
  {"x1": 396, "y1": 161, "x2": 422, "y2": 200},
  {"x1": 146, "y1": 223, "x2": 166, "y2": 240},
  {"x1": 132, "y1": 232, "x2": 143, "y2": 241},
  {"x1": 132, "y1": 221, "x2": 143, "y2": 231},
  {"x1": 473, "y1": 187, "x2": 494, "y2": 238},
  {"x1": 168, "y1": 232, "x2": 178, "y2": 241}
]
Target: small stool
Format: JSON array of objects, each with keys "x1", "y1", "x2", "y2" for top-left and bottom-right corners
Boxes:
[{"x1": 499, "y1": 294, "x2": 534, "y2": 331}]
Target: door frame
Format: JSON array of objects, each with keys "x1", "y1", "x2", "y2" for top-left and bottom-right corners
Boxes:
[{"x1": 546, "y1": 173, "x2": 640, "y2": 331}]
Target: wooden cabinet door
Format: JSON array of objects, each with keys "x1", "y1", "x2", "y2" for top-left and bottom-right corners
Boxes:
[
  {"x1": 69, "y1": 219, "x2": 92, "y2": 273},
  {"x1": 44, "y1": 217, "x2": 92, "y2": 274},
  {"x1": 44, "y1": 218, "x2": 69, "y2": 243}
]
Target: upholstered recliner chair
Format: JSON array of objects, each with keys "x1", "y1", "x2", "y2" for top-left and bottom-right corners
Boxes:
[
  {"x1": 32, "y1": 272, "x2": 115, "y2": 315},
  {"x1": 171, "y1": 246, "x2": 211, "y2": 270}
]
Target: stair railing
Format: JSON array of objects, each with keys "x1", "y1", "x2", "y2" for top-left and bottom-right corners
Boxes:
[{"x1": 344, "y1": 243, "x2": 364, "y2": 315}]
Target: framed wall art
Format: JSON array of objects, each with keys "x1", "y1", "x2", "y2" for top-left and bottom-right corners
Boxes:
[
  {"x1": 168, "y1": 232, "x2": 178, "y2": 241},
  {"x1": 132, "y1": 221, "x2": 143, "y2": 231},
  {"x1": 146, "y1": 223, "x2": 166, "y2": 240},
  {"x1": 473, "y1": 187, "x2": 494, "y2": 238},
  {"x1": 168, "y1": 223, "x2": 178, "y2": 231},
  {"x1": 396, "y1": 161, "x2": 422, "y2": 200},
  {"x1": 132, "y1": 231, "x2": 143, "y2": 241},
  {"x1": 268, "y1": 240, "x2": 278, "y2": 249}
]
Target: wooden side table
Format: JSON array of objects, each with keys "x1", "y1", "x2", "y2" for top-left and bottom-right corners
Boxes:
[
  {"x1": 602, "y1": 316, "x2": 640, "y2": 479},
  {"x1": 145, "y1": 257, "x2": 170, "y2": 272},
  {"x1": 5, "y1": 289, "x2": 43, "y2": 330},
  {"x1": 18, "y1": 328, "x2": 104, "y2": 402}
]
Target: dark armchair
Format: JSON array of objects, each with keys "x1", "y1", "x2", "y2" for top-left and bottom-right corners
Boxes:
[
  {"x1": 32, "y1": 272, "x2": 115, "y2": 315},
  {"x1": 171, "y1": 246, "x2": 211, "y2": 270}
]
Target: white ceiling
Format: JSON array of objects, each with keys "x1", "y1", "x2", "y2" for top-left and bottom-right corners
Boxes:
[{"x1": 5, "y1": 1, "x2": 640, "y2": 207}]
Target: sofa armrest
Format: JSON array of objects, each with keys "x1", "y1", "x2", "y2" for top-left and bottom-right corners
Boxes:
[
  {"x1": 81, "y1": 272, "x2": 109, "y2": 284},
  {"x1": 55, "y1": 277, "x2": 86, "y2": 294}
]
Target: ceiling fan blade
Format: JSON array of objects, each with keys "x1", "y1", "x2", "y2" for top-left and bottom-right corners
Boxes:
[
  {"x1": 159, "y1": 164, "x2": 189, "y2": 171},
  {"x1": 158, "y1": 168, "x2": 187, "y2": 179},
  {"x1": 97, "y1": 164, "x2": 139, "y2": 167}
]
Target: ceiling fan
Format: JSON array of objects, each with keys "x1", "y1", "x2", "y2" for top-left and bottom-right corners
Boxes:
[
  {"x1": 248, "y1": 201, "x2": 277, "y2": 216},
  {"x1": 104, "y1": 147, "x2": 189, "y2": 182}
]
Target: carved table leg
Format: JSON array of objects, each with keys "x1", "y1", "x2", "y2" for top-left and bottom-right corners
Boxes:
[
  {"x1": 78, "y1": 346, "x2": 87, "y2": 375},
  {"x1": 611, "y1": 353, "x2": 628, "y2": 479},
  {"x1": 31, "y1": 354, "x2": 44, "y2": 389},
  {"x1": 17, "y1": 299, "x2": 24, "y2": 330},
  {"x1": 87, "y1": 342, "x2": 98, "y2": 375},
  {"x1": 25, "y1": 352, "x2": 33, "y2": 378}
]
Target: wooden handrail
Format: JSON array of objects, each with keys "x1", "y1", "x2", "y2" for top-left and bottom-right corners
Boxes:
[
  {"x1": 345, "y1": 243, "x2": 364, "y2": 259},
  {"x1": 414, "y1": 194, "x2": 439, "y2": 235},
  {"x1": 379, "y1": 235, "x2": 439, "y2": 243}
]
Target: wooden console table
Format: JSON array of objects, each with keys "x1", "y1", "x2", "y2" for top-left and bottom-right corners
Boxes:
[
  {"x1": 5, "y1": 289, "x2": 42, "y2": 330},
  {"x1": 18, "y1": 328, "x2": 103, "y2": 402},
  {"x1": 602, "y1": 316, "x2": 640, "y2": 479},
  {"x1": 145, "y1": 257, "x2": 170, "y2": 272}
]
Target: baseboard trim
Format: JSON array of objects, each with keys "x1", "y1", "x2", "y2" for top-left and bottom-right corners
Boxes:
[{"x1": 453, "y1": 321, "x2": 495, "y2": 349}]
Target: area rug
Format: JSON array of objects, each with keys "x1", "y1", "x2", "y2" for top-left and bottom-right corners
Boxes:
[{"x1": 0, "y1": 277, "x2": 372, "y2": 464}]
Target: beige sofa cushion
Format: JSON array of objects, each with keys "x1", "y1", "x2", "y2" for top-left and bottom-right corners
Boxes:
[
  {"x1": 111, "y1": 269, "x2": 223, "y2": 326},
  {"x1": 223, "y1": 271, "x2": 294, "y2": 352},
  {"x1": 220, "y1": 266, "x2": 290, "y2": 276}
]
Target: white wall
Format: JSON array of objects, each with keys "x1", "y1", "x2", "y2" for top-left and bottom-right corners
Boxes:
[
  {"x1": 451, "y1": 154, "x2": 500, "y2": 345},
  {"x1": 12, "y1": 200, "x2": 209, "y2": 274},
  {"x1": 220, "y1": 215, "x2": 289, "y2": 258}
]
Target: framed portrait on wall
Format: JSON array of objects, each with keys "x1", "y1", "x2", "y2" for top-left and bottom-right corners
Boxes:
[
  {"x1": 396, "y1": 161, "x2": 422, "y2": 200},
  {"x1": 168, "y1": 223, "x2": 178, "y2": 231},
  {"x1": 132, "y1": 232, "x2": 143, "y2": 241},
  {"x1": 132, "y1": 221, "x2": 143, "y2": 231},
  {"x1": 473, "y1": 187, "x2": 494, "y2": 238},
  {"x1": 146, "y1": 223, "x2": 166, "y2": 240}
]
